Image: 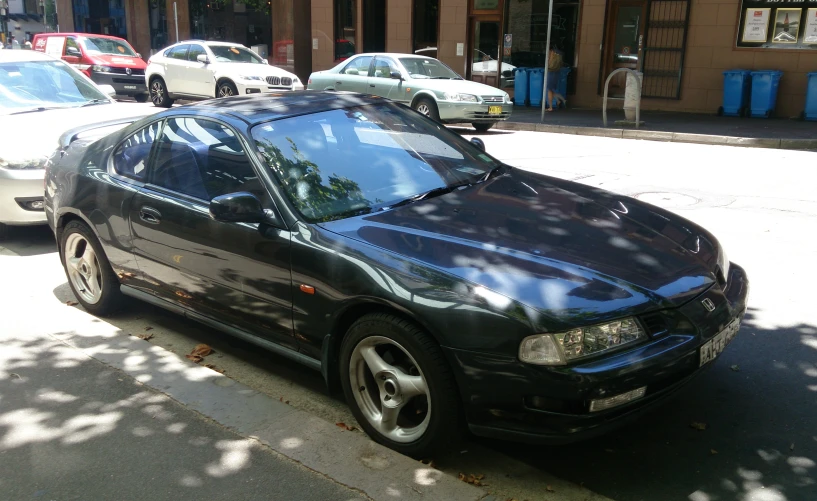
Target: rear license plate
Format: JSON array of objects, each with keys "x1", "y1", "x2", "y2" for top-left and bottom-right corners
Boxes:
[
  {"x1": 123, "y1": 85, "x2": 137, "y2": 90},
  {"x1": 699, "y1": 318, "x2": 741, "y2": 366},
  {"x1": 488, "y1": 106, "x2": 502, "y2": 115}
]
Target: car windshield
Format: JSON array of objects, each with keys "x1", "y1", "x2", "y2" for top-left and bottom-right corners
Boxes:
[
  {"x1": 399, "y1": 57, "x2": 461, "y2": 80},
  {"x1": 209, "y1": 45, "x2": 263, "y2": 63},
  {"x1": 251, "y1": 103, "x2": 501, "y2": 223},
  {"x1": 0, "y1": 60, "x2": 109, "y2": 115},
  {"x1": 81, "y1": 37, "x2": 138, "y2": 57}
]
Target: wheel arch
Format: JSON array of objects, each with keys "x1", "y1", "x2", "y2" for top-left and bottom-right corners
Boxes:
[
  {"x1": 410, "y1": 91, "x2": 438, "y2": 109},
  {"x1": 216, "y1": 77, "x2": 237, "y2": 92},
  {"x1": 55, "y1": 210, "x2": 94, "y2": 256}
]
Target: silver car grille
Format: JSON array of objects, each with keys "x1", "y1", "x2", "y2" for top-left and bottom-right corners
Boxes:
[
  {"x1": 281, "y1": 77, "x2": 292, "y2": 86},
  {"x1": 266, "y1": 76, "x2": 293, "y2": 86},
  {"x1": 481, "y1": 95, "x2": 504, "y2": 103}
]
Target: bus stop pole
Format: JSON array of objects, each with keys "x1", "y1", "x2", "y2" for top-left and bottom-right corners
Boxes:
[{"x1": 539, "y1": 0, "x2": 555, "y2": 122}]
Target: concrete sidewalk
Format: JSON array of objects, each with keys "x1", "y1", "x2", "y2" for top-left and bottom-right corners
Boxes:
[{"x1": 497, "y1": 107, "x2": 817, "y2": 150}]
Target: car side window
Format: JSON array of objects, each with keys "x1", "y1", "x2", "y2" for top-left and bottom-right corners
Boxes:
[
  {"x1": 187, "y1": 44, "x2": 206, "y2": 62},
  {"x1": 113, "y1": 121, "x2": 162, "y2": 181},
  {"x1": 65, "y1": 37, "x2": 80, "y2": 57},
  {"x1": 149, "y1": 117, "x2": 269, "y2": 203},
  {"x1": 341, "y1": 56, "x2": 372, "y2": 76},
  {"x1": 167, "y1": 45, "x2": 190, "y2": 60},
  {"x1": 372, "y1": 57, "x2": 399, "y2": 79}
]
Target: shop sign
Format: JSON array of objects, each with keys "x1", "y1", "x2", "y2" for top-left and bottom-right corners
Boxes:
[{"x1": 737, "y1": 0, "x2": 817, "y2": 49}]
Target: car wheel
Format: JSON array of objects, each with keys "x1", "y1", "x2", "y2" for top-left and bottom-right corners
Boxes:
[
  {"x1": 413, "y1": 97, "x2": 440, "y2": 122},
  {"x1": 472, "y1": 122, "x2": 495, "y2": 132},
  {"x1": 218, "y1": 81, "x2": 238, "y2": 98},
  {"x1": 149, "y1": 78, "x2": 174, "y2": 108},
  {"x1": 60, "y1": 221, "x2": 123, "y2": 315},
  {"x1": 339, "y1": 313, "x2": 461, "y2": 458},
  {"x1": 134, "y1": 93, "x2": 149, "y2": 103}
]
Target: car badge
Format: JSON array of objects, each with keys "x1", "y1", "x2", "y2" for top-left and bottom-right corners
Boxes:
[
  {"x1": 701, "y1": 298, "x2": 716, "y2": 312},
  {"x1": 126, "y1": 68, "x2": 132, "y2": 76}
]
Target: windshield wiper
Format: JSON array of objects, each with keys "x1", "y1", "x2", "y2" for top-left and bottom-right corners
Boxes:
[
  {"x1": 381, "y1": 183, "x2": 470, "y2": 211},
  {"x1": 81, "y1": 99, "x2": 111, "y2": 107},
  {"x1": 477, "y1": 164, "x2": 506, "y2": 183}
]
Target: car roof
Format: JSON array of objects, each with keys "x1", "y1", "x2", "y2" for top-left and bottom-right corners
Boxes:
[
  {"x1": 177, "y1": 91, "x2": 386, "y2": 126},
  {"x1": 175, "y1": 40, "x2": 247, "y2": 47},
  {"x1": 0, "y1": 50, "x2": 59, "y2": 63},
  {"x1": 34, "y1": 32, "x2": 127, "y2": 40},
  {"x1": 349, "y1": 53, "x2": 435, "y2": 59}
]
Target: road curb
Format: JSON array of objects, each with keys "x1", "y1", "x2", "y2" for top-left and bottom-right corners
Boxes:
[
  {"x1": 50, "y1": 320, "x2": 486, "y2": 501},
  {"x1": 496, "y1": 121, "x2": 817, "y2": 150}
]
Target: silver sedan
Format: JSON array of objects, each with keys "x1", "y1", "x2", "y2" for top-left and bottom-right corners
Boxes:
[{"x1": 307, "y1": 53, "x2": 512, "y2": 131}]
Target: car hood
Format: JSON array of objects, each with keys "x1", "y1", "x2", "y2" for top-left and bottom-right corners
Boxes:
[
  {"x1": 0, "y1": 104, "x2": 154, "y2": 168},
  {"x1": 320, "y1": 168, "x2": 718, "y2": 327},
  {"x1": 222, "y1": 62, "x2": 298, "y2": 79},
  {"x1": 87, "y1": 54, "x2": 147, "y2": 69},
  {"x1": 406, "y1": 78, "x2": 506, "y2": 96}
]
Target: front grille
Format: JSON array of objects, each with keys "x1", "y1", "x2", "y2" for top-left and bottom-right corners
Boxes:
[
  {"x1": 112, "y1": 77, "x2": 145, "y2": 84},
  {"x1": 110, "y1": 67, "x2": 145, "y2": 75},
  {"x1": 481, "y1": 95, "x2": 504, "y2": 103},
  {"x1": 281, "y1": 77, "x2": 292, "y2": 86},
  {"x1": 467, "y1": 111, "x2": 511, "y2": 120},
  {"x1": 266, "y1": 76, "x2": 280, "y2": 85}
]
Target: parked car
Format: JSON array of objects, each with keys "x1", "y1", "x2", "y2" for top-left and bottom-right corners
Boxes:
[
  {"x1": 145, "y1": 40, "x2": 304, "y2": 108},
  {"x1": 32, "y1": 32, "x2": 149, "y2": 102},
  {"x1": 414, "y1": 47, "x2": 516, "y2": 89},
  {"x1": 0, "y1": 50, "x2": 155, "y2": 240},
  {"x1": 308, "y1": 53, "x2": 512, "y2": 131},
  {"x1": 45, "y1": 91, "x2": 748, "y2": 457}
]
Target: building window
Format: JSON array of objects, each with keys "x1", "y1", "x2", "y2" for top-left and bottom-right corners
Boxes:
[
  {"x1": 148, "y1": 0, "x2": 168, "y2": 52},
  {"x1": 189, "y1": 0, "x2": 272, "y2": 59},
  {"x1": 412, "y1": 0, "x2": 438, "y2": 55},
  {"x1": 72, "y1": 0, "x2": 127, "y2": 38},
  {"x1": 334, "y1": 0, "x2": 357, "y2": 61},
  {"x1": 362, "y1": 0, "x2": 385, "y2": 53}
]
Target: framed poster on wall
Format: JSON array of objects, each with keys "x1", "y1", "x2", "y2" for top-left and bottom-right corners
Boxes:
[{"x1": 737, "y1": 0, "x2": 817, "y2": 49}]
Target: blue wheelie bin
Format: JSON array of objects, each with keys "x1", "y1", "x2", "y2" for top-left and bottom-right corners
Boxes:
[
  {"x1": 804, "y1": 72, "x2": 817, "y2": 121},
  {"x1": 749, "y1": 70, "x2": 783, "y2": 118},
  {"x1": 513, "y1": 68, "x2": 529, "y2": 106},
  {"x1": 528, "y1": 68, "x2": 544, "y2": 107},
  {"x1": 719, "y1": 70, "x2": 751, "y2": 117}
]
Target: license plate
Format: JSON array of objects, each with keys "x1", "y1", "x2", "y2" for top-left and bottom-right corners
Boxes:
[
  {"x1": 488, "y1": 106, "x2": 502, "y2": 115},
  {"x1": 124, "y1": 85, "x2": 137, "y2": 90},
  {"x1": 699, "y1": 318, "x2": 741, "y2": 366}
]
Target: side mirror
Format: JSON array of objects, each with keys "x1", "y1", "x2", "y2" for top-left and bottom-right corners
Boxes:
[
  {"x1": 345, "y1": 68, "x2": 358, "y2": 75},
  {"x1": 98, "y1": 84, "x2": 116, "y2": 97},
  {"x1": 209, "y1": 192, "x2": 266, "y2": 223},
  {"x1": 66, "y1": 46, "x2": 81, "y2": 57},
  {"x1": 196, "y1": 54, "x2": 210, "y2": 64},
  {"x1": 136, "y1": 52, "x2": 142, "y2": 58},
  {"x1": 263, "y1": 59, "x2": 269, "y2": 65},
  {"x1": 390, "y1": 71, "x2": 403, "y2": 80},
  {"x1": 470, "y1": 137, "x2": 486, "y2": 152}
]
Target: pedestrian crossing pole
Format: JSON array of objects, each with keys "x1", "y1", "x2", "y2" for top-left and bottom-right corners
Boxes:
[{"x1": 539, "y1": 0, "x2": 554, "y2": 122}]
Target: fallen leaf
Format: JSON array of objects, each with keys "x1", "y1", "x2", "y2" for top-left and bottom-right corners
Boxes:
[
  {"x1": 185, "y1": 344, "x2": 212, "y2": 363},
  {"x1": 457, "y1": 473, "x2": 487, "y2": 486},
  {"x1": 419, "y1": 458, "x2": 438, "y2": 469},
  {"x1": 730, "y1": 365, "x2": 740, "y2": 372},
  {"x1": 204, "y1": 364, "x2": 225, "y2": 374},
  {"x1": 690, "y1": 422, "x2": 707, "y2": 431},
  {"x1": 710, "y1": 449, "x2": 718, "y2": 455},
  {"x1": 145, "y1": 326, "x2": 154, "y2": 331},
  {"x1": 66, "y1": 300, "x2": 78, "y2": 306},
  {"x1": 546, "y1": 485, "x2": 555, "y2": 493},
  {"x1": 336, "y1": 422, "x2": 357, "y2": 432},
  {"x1": 10, "y1": 373, "x2": 21, "y2": 379},
  {"x1": 137, "y1": 333, "x2": 154, "y2": 341}
]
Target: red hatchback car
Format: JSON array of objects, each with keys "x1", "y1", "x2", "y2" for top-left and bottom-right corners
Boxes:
[{"x1": 32, "y1": 33, "x2": 148, "y2": 101}]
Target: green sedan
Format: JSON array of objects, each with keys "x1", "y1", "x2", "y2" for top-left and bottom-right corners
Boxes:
[{"x1": 307, "y1": 53, "x2": 512, "y2": 131}]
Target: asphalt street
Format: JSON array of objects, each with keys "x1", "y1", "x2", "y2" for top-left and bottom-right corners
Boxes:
[{"x1": 2, "y1": 117, "x2": 816, "y2": 501}]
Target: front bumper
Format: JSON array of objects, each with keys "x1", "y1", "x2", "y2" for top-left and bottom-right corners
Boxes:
[
  {"x1": 238, "y1": 81, "x2": 305, "y2": 94},
  {"x1": 447, "y1": 263, "x2": 749, "y2": 444},
  {"x1": 0, "y1": 167, "x2": 47, "y2": 226},
  {"x1": 438, "y1": 101, "x2": 513, "y2": 123},
  {"x1": 90, "y1": 72, "x2": 147, "y2": 96}
]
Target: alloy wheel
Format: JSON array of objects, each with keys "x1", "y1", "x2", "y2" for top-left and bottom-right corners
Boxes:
[
  {"x1": 349, "y1": 336, "x2": 431, "y2": 443},
  {"x1": 416, "y1": 104, "x2": 431, "y2": 116},
  {"x1": 219, "y1": 86, "x2": 235, "y2": 97},
  {"x1": 64, "y1": 233, "x2": 103, "y2": 304},
  {"x1": 150, "y1": 80, "x2": 165, "y2": 105}
]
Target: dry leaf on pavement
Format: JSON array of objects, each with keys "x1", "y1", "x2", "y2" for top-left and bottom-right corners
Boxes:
[
  {"x1": 457, "y1": 473, "x2": 486, "y2": 486},
  {"x1": 204, "y1": 364, "x2": 225, "y2": 374},
  {"x1": 185, "y1": 343, "x2": 213, "y2": 363},
  {"x1": 66, "y1": 301, "x2": 78, "y2": 306},
  {"x1": 336, "y1": 422, "x2": 357, "y2": 432},
  {"x1": 690, "y1": 422, "x2": 707, "y2": 431},
  {"x1": 144, "y1": 326, "x2": 154, "y2": 331},
  {"x1": 710, "y1": 449, "x2": 718, "y2": 455},
  {"x1": 137, "y1": 333, "x2": 154, "y2": 341},
  {"x1": 419, "y1": 458, "x2": 438, "y2": 469},
  {"x1": 546, "y1": 485, "x2": 555, "y2": 492}
]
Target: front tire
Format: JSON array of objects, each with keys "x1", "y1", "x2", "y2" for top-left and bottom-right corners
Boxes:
[
  {"x1": 149, "y1": 77, "x2": 174, "y2": 108},
  {"x1": 217, "y1": 81, "x2": 238, "y2": 98},
  {"x1": 339, "y1": 313, "x2": 461, "y2": 458},
  {"x1": 413, "y1": 97, "x2": 440, "y2": 122},
  {"x1": 60, "y1": 221, "x2": 123, "y2": 315},
  {"x1": 472, "y1": 122, "x2": 495, "y2": 132}
]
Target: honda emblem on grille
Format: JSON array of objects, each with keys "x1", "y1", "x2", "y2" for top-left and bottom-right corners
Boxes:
[
  {"x1": 701, "y1": 298, "x2": 716, "y2": 312},
  {"x1": 126, "y1": 68, "x2": 132, "y2": 76}
]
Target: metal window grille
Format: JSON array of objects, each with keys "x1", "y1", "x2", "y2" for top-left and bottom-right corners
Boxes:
[{"x1": 641, "y1": 0, "x2": 691, "y2": 99}]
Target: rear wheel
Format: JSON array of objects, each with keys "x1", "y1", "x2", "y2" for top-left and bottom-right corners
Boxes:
[
  {"x1": 472, "y1": 122, "x2": 495, "y2": 132},
  {"x1": 217, "y1": 81, "x2": 238, "y2": 98},
  {"x1": 149, "y1": 78, "x2": 174, "y2": 108},
  {"x1": 413, "y1": 97, "x2": 440, "y2": 122},
  {"x1": 60, "y1": 221, "x2": 123, "y2": 315},
  {"x1": 339, "y1": 313, "x2": 461, "y2": 458}
]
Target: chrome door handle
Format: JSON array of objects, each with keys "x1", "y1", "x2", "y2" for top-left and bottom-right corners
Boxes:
[
  {"x1": 369, "y1": 84, "x2": 375, "y2": 88},
  {"x1": 139, "y1": 207, "x2": 161, "y2": 224}
]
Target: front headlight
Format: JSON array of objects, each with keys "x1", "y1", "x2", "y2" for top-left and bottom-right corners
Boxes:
[
  {"x1": 717, "y1": 243, "x2": 730, "y2": 284},
  {"x1": 519, "y1": 318, "x2": 646, "y2": 366},
  {"x1": 293, "y1": 77, "x2": 300, "y2": 83},
  {"x1": 443, "y1": 92, "x2": 478, "y2": 102},
  {"x1": 92, "y1": 65, "x2": 112, "y2": 73},
  {"x1": 240, "y1": 75, "x2": 263, "y2": 81}
]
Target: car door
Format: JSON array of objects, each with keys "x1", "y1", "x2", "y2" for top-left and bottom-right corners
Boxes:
[
  {"x1": 163, "y1": 44, "x2": 190, "y2": 94},
  {"x1": 367, "y1": 56, "x2": 404, "y2": 102},
  {"x1": 333, "y1": 55, "x2": 372, "y2": 93},
  {"x1": 128, "y1": 115, "x2": 295, "y2": 348},
  {"x1": 185, "y1": 44, "x2": 216, "y2": 97}
]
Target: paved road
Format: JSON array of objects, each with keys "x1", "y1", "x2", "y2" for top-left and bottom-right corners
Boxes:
[{"x1": 2, "y1": 125, "x2": 815, "y2": 501}]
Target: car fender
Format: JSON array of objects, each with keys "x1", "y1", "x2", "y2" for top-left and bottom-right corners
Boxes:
[{"x1": 410, "y1": 90, "x2": 438, "y2": 108}]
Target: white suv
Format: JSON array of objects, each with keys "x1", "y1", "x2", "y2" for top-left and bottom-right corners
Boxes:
[{"x1": 145, "y1": 40, "x2": 304, "y2": 107}]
